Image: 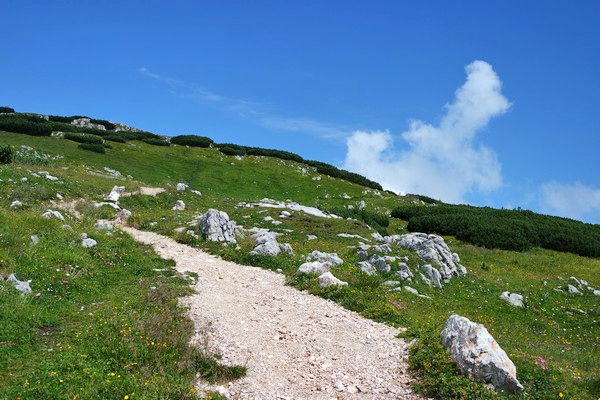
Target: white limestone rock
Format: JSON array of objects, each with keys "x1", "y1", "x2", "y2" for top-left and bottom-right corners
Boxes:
[{"x1": 441, "y1": 315, "x2": 524, "y2": 394}]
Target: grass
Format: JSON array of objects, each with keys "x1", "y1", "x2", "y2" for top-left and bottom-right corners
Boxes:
[{"x1": 2, "y1": 128, "x2": 599, "y2": 399}]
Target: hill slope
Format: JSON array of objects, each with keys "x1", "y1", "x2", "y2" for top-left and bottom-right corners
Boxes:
[{"x1": 1, "y1": 112, "x2": 599, "y2": 399}]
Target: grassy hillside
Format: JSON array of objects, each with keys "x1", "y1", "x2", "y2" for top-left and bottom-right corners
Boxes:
[{"x1": 1, "y1": 115, "x2": 599, "y2": 399}]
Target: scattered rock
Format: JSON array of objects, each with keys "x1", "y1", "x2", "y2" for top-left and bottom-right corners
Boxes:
[
  {"x1": 368, "y1": 255, "x2": 391, "y2": 273},
  {"x1": 280, "y1": 210, "x2": 292, "y2": 217},
  {"x1": 307, "y1": 234, "x2": 317, "y2": 240},
  {"x1": 318, "y1": 272, "x2": 348, "y2": 287},
  {"x1": 499, "y1": 292, "x2": 524, "y2": 308},
  {"x1": 279, "y1": 243, "x2": 294, "y2": 256},
  {"x1": 357, "y1": 261, "x2": 376, "y2": 275},
  {"x1": 82, "y1": 238, "x2": 97, "y2": 248},
  {"x1": 114, "y1": 208, "x2": 132, "y2": 224},
  {"x1": 103, "y1": 166, "x2": 121, "y2": 177},
  {"x1": 296, "y1": 261, "x2": 332, "y2": 275},
  {"x1": 308, "y1": 251, "x2": 344, "y2": 267},
  {"x1": 357, "y1": 248, "x2": 369, "y2": 261},
  {"x1": 30, "y1": 235, "x2": 39, "y2": 245},
  {"x1": 10, "y1": 200, "x2": 23, "y2": 208},
  {"x1": 105, "y1": 186, "x2": 125, "y2": 202},
  {"x1": 390, "y1": 233, "x2": 466, "y2": 282},
  {"x1": 199, "y1": 209, "x2": 237, "y2": 244},
  {"x1": 382, "y1": 280, "x2": 401, "y2": 287},
  {"x1": 250, "y1": 231, "x2": 281, "y2": 256},
  {"x1": 594, "y1": 290, "x2": 600, "y2": 296},
  {"x1": 172, "y1": 200, "x2": 185, "y2": 211},
  {"x1": 42, "y1": 209, "x2": 65, "y2": 221},
  {"x1": 396, "y1": 263, "x2": 413, "y2": 282},
  {"x1": 337, "y1": 233, "x2": 368, "y2": 240},
  {"x1": 421, "y1": 264, "x2": 442, "y2": 288},
  {"x1": 94, "y1": 220, "x2": 114, "y2": 231},
  {"x1": 176, "y1": 182, "x2": 189, "y2": 191},
  {"x1": 567, "y1": 284, "x2": 582, "y2": 294},
  {"x1": 440, "y1": 315, "x2": 524, "y2": 394},
  {"x1": 191, "y1": 189, "x2": 202, "y2": 196},
  {"x1": 7, "y1": 273, "x2": 32, "y2": 294},
  {"x1": 45, "y1": 174, "x2": 59, "y2": 181},
  {"x1": 403, "y1": 286, "x2": 431, "y2": 299}
]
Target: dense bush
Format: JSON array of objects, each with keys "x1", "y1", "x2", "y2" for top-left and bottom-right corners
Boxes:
[
  {"x1": 305, "y1": 160, "x2": 383, "y2": 190},
  {"x1": 77, "y1": 143, "x2": 106, "y2": 153},
  {"x1": 170, "y1": 135, "x2": 213, "y2": 148},
  {"x1": 391, "y1": 204, "x2": 600, "y2": 257},
  {"x1": 64, "y1": 132, "x2": 104, "y2": 145},
  {"x1": 218, "y1": 146, "x2": 246, "y2": 156},
  {"x1": 142, "y1": 137, "x2": 170, "y2": 146},
  {"x1": 245, "y1": 147, "x2": 304, "y2": 163},
  {"x1": 0, "y1": 114, "x2": 52, "y2": 136},
  {"x1": 0, "y1": 106, "x2": 15, "y2": 113},
  {"x1": 103, "y1": 134, "x2": 127, "y2": 143},
  {"x1": 48, "y1": 115, "x2": 78, "y2": 123},
  {"x1": 0, "y1": 144, "x2": 13, "y2": 164}
]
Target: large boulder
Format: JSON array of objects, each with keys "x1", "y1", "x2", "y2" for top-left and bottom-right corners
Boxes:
[
  {"x1": 308, "y1": 250, "x2": 343, "y2": 267},
  {"x1": 440, "y1": 315, "x2": 523, "y2": 394},
  {"x1": 199, "y1": 209, "x2": 236, "y2": 244},
  {"x1": 391, "y1": 233, "x2": 466, "y2": 282}
]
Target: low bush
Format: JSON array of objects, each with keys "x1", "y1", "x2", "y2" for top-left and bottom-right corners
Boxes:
[
  {"x1": 170, "y1": 135, "x2": 213, "y2": 148},
  {"x1": 391, "y1": 204, "x2": 600, "y2": 257},
  {"x1": 103, "y1": 134, "x2": 127, "y2": 143},
  {"x1": 0, "y1": 114, "x2": 52, "y2": 136},
  {"x1": 90, "y1": 118, "x2": 116, "y2": 130},
  {"x1": 305, "y1": 160, "x2": 383, "y2": 190},
  {"x1": 0, "y1": 144, "x2": 13, "y2": 164},
  {"x1": 218, "y1": 146, "x2": 246, "y2": 156},
  {"x1": 0, "y1": 106, "x2": 15, "y2": 113},
  {"x1": 77, "y1": 143, "x2": 106, "y2": 153},
  {"x1": 142, "y1": 138, "x2": 170, "y2": 146},
  {"x1": 64, "y1": 132, "x2": 104, "y2": 145}
]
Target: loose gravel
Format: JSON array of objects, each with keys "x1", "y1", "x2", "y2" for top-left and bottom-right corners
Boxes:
[{"x1": 122, "y1": 227, "x2": 423, "y2": 400}]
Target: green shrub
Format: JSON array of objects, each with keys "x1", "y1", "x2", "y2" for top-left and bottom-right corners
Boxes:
[
  {"x1": 0, "y1": 106, "x2": 15, "y2": 113},
  {"x1": 170, "y1": 135, "x2": 213, "y2": 147},
  {"x1": 218, "y1": 146, "x2": 246, "y2": 156},
  {"x1": 77, "y1": 143, "x2": 106, "y2": 153},
  {"x1": 142, "y1": 138, "x2": 170, "y2": 146},
  {"x1": 0, "y1": 144, "x2": 13, "y2": 164},
  {"x1": 305, "y1": 159, "x2": 383, "y2": 190},
  {"x1": 391, "y1": 204, "x2": 600, "y2": 257},
  {"x1": 103, "y1": 134, "x2": 127, "y2": 143},
  {"x1": 64, "y1": 132, "x2": 104, "y2": 145},
  {"x1": 0, "y1": 114, "x2": 52, "y2": 136}
]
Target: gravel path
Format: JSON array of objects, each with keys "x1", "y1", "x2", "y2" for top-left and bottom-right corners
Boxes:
[{"x1": 122, "y1": 227, "x2": 422, "y2": 400}]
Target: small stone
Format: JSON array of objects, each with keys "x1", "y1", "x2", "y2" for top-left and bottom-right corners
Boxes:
[
  {"x1": 82, "y1": 238, "x2": 97, "y2": 248},
  {"x1": 172, "y1": 200, "x2": 185, "y2": 210},
  {"x1": 176, "y1": 182, "x2": 188, "y2": 191}
]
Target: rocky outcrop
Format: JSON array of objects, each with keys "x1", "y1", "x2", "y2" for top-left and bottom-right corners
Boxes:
[
  {"x1": 421, "y1": 264, "x2": 442, "y2": 288},
  {"x1": 441, "y1": 315, "x2": 523, "y2": 394},
  {"x1": 308, "y1": 251, "x2": 343, "y2": 267},
  {"x1": 499, "y1": 292, "x2": 524, "y2": 308},
  {"x1": 389, "y1": 233, "x2": 466, "y2": 282},
  {"x1": 199, "y1": 209, "x2": 237, "y2": 244},
  {"x1": 396, "y1": 263, "x2": 413, "y2": 282}
]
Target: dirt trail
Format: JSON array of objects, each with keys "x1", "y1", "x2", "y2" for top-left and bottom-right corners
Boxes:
[{"x1": 121, "y1": 227, "x2": 422, "y2": 400}]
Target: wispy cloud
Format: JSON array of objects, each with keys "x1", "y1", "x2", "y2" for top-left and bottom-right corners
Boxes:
[
  {"x1": 343, "y1": 60, "x2": 511, "y2": 203},
  {"x1": 539, "y1": 182, "x2": 600, "y2": 223},
  {"x1": 139, "y1": 67, "x2": 348, "y2": 139}
]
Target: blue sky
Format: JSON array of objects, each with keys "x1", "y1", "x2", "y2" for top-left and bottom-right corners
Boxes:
[{"x1": 2, "y1": 1, "x2": 599, "y2": 223}]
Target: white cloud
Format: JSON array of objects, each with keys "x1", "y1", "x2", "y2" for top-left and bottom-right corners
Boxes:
[
  {"x1": 343, "y1": 60, "x2": 511, "y2": 203},
  {"x1": 139, "y1": 67, "x2": 348, "y2": 139},
  {"x1": 539, "y1": 182, "x2": 600, "y2": 223}
]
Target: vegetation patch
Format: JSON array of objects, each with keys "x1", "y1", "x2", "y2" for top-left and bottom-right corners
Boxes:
[{"x1": 392, "y1": 204, "x2": 600, "y2": 257}]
